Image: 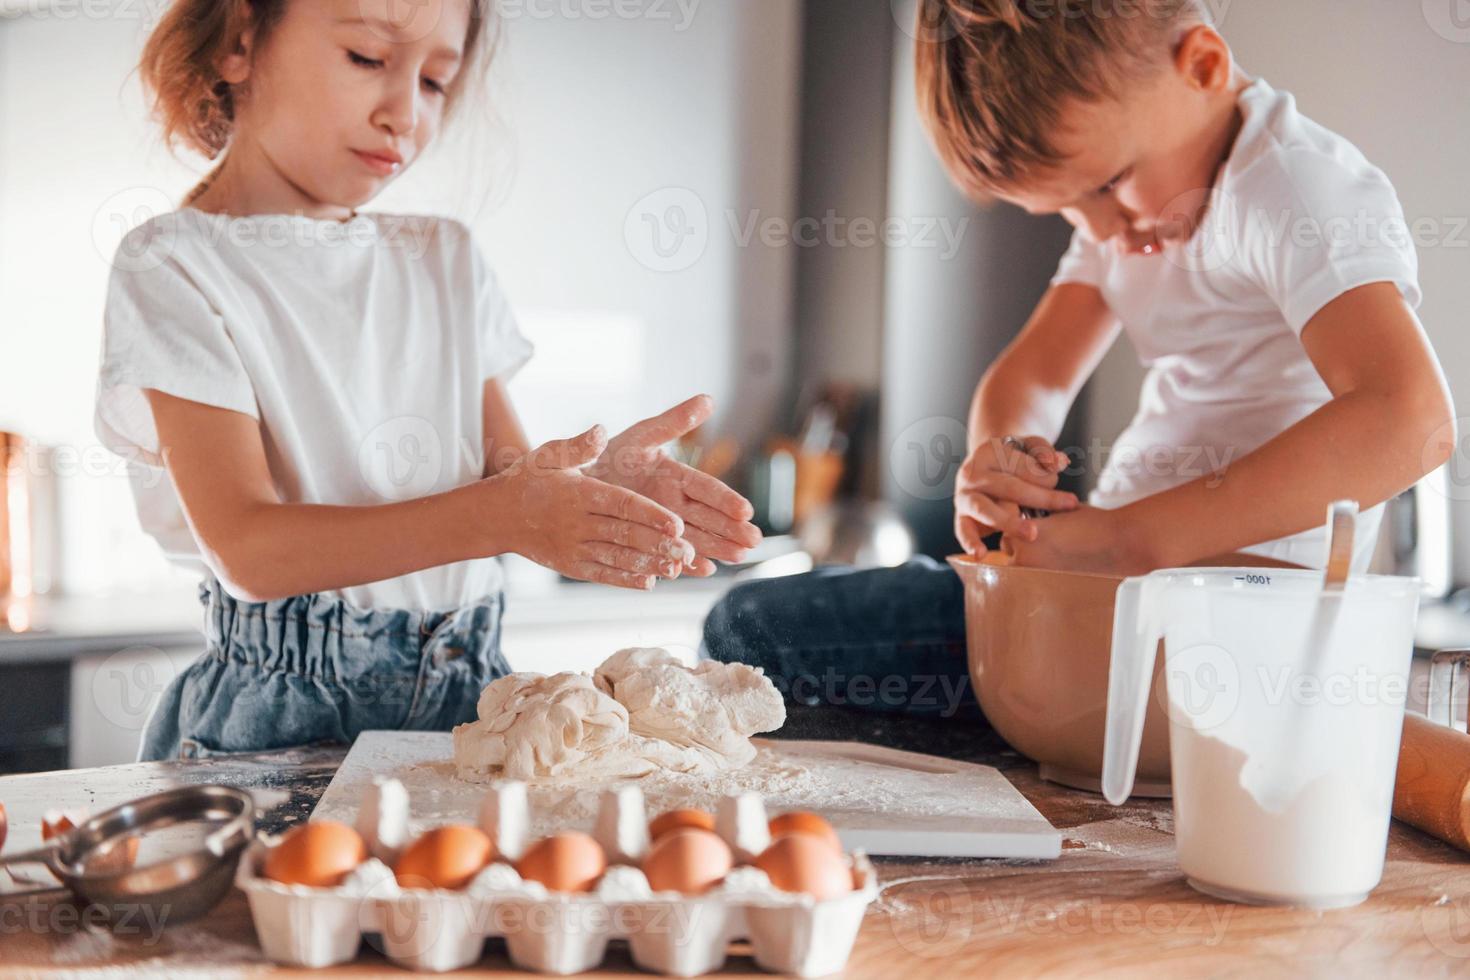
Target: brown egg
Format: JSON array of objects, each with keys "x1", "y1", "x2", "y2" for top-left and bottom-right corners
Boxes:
[
  {"x1": 265, "y1": 821, "x2": 368, "y2": 888},
  {"x1": 649, "y1": 808, "x2": 715, "y2": 841},
  {"x1": 981, "y1": 552, "x2": 1015, "y2": 567},
  {"x1": 768, "y1": 811, "x2": 842, "y2": 852},
  {"x1": 394, "y1": 825, "x2": 494, "y2": 890},
  {"x1": 0, "y1": 802, "x2": 7, "y2": 853},
  {"x1": 754, "y1": 834, "x2": 852, "y2": 901},
  {"x1": 515, "y1": 833, "x2": 607, "y2": 893},
  {"x1": 642, "y1": 829, "x2": 733, "y2": 895}
]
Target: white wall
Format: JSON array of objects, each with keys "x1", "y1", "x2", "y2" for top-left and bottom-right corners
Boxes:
[
  {"x1": 374, "y1": 0, "x2": 802, "y2": 446},
  {"x1": 0, "y1": 1, "x2": 802, "y2": 592},
  {"x1": 1085, "y1": 0, "x2": 1470, "y2": 583}
]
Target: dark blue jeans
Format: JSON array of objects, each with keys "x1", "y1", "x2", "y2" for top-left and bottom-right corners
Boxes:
[{"x1": 702, "y1": 556, "x2": 982, "y2": 722}]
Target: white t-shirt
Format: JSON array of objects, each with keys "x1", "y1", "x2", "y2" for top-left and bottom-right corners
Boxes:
[
  {"x1": 95, "y1": 208, "x2": 534, "y2": 611},
  {"x1": 1053, "y1": 78, "x2": 1420, "y2": 571}
]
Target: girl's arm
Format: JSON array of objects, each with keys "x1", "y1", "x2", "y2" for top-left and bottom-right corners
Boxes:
[
  {"x1": 481, "y1": 377, "x2": 531, "y2": 478},
  {"x1": 146, "y1": 389, "x2": 691, "y2": 602}
]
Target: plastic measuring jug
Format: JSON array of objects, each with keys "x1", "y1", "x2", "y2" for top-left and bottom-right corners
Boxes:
[{"x1": 1102, "y1": 565, "x2": 1421, "y2": 908}]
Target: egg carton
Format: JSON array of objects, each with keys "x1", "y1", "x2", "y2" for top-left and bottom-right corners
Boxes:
[{"x1": 236, "y1": 780, "x2": 879, "y2": 977}]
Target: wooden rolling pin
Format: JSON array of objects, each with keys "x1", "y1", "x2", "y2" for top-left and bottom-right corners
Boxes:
[{"x1": 1394, "y1": 711, "x2": 1470, "y2": 851}]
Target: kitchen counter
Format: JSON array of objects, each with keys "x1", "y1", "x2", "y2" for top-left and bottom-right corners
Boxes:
[
  {"x1": 7, "y1": 574, "x2": 1468, "y2": 667},
  {"x1": 3, "y1": 710, "x2": 1470, "y2": 976},
  {"x1": 0, "y1": 572, "x2": 736, "y2": 667}
]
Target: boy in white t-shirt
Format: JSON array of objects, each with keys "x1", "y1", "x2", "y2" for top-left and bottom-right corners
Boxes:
[{"x1": 703, "y1": 0, "x2": 1455, "y2": 718}]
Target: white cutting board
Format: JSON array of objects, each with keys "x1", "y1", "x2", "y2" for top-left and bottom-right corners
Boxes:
[{"x1": 312, "y1": 732, "x2": 1060, "y2": 860}]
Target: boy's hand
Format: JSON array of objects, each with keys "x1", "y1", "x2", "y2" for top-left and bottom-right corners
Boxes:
[
  {"x1": 954, "y1": 435, "x2": 1079, "y2": 555},
  {"x1": 1002, "y1": 506, "x2": 1154, "y2": 576},
  {"x1": 587, "y1": 395, "x2": 762, "y2": 577},
  {"x1": 492, "y1": 426, "x2": 694, "y2": 590}
]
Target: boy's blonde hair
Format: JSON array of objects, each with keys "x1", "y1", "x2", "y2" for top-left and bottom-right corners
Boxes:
[
  {"x1": 139, "y1": 0, "x2": 495, "y2": 160},
  {"x1": 914, "y1": 0, "x2": 1212, "y2": 201}
]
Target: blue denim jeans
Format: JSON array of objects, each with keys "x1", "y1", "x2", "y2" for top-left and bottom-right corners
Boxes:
[
  {"x1": 138, "y1": 578, "x2": 511, "y2": 761},
  {"x1": 702, "y1": 556, "x2": 982, "y2": 722}
]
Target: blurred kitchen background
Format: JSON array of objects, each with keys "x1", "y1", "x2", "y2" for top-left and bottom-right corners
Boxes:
[{"x1": 2, "y1": 0, "x2": 1469, "y2": 772}]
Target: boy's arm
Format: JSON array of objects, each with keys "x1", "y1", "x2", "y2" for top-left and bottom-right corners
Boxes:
[
  {"x1": 969, "y1": 282, "x2": 1123, "y2": 449},
  {"x1": 1008, "y1": 284, "x2": 1454, "y2": 573},
  {"x1": 954, "y1": 283, "x2": 1120, "y2": 552},
  {"x1": 1120, "y1": 282, "x2": 1455, "y2": 568}
]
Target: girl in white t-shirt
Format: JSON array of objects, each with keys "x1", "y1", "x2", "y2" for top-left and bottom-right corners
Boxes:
[{"x1": 94, "y1": 0, "x2": 761, "y2": 761}]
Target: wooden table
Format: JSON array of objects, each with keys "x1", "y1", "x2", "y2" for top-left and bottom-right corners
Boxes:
[{"x1": 3, "y1": 712, "x2": 1469, "y2": 977}]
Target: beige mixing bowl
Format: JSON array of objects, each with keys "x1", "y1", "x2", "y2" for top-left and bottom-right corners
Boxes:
[
  {"x1": 949, "y1": 552, "x2": 1306, "y2": 797},
  {"x1": 948, "y1": 556, "x2": 1172, "y2": 796}
]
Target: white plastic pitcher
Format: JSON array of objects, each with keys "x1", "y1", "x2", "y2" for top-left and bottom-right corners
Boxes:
[{"x1": 1102, "y1": 567, "x2": 1421, "y2": 908}]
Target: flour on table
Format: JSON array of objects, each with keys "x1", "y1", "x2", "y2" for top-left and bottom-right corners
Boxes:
[{"x1": 452, "y1": 648, "x2": 786, "y2": 782}]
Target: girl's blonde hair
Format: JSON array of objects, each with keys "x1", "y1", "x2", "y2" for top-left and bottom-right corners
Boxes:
[{"x1": 139, "y1": 0, "x2": 495, "y2": 161}]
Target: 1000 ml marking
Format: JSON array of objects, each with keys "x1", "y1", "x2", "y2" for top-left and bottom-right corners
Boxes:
[{"x1": 1233, "y1": 574, "x2": 1272, "y2": 586}]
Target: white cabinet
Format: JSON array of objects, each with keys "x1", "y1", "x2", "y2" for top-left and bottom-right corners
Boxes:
[{"x1": 69, "y1": 644, "x2": 199, "y2": 769}]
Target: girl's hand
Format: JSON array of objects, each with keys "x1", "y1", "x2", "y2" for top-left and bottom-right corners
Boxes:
[
  {"x1": 587, "y1": 395, "x2": 762, "y2": 577},
  {"x1": 954, "y1": 435, "x2": 1080, "y2": 556},
  {"x1": 491, "y1": 426, "x2": 694, "y2": 590}
]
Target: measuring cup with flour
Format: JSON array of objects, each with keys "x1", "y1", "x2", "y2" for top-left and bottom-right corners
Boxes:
[{"x1": 1100, "y1": 534, "x2": 1421, "y2": 907}]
